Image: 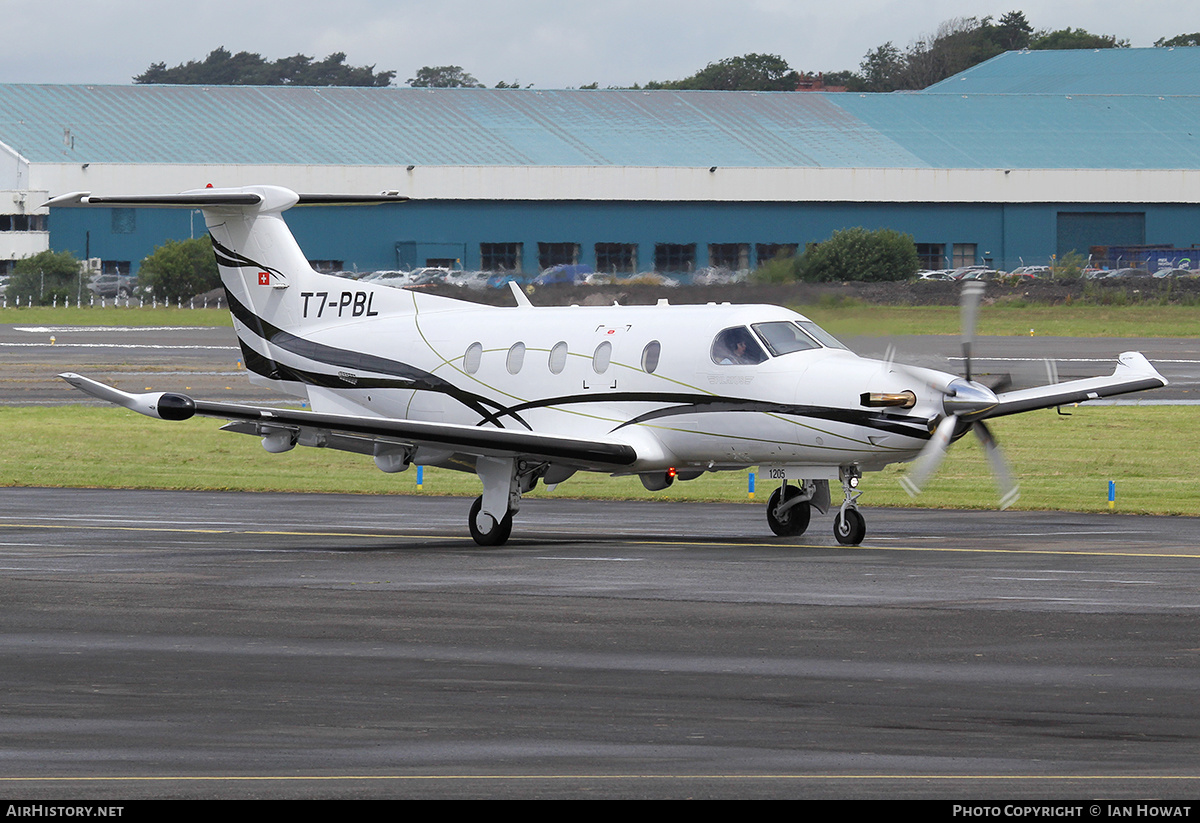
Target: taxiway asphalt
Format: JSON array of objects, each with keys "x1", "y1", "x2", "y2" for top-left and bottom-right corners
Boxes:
[{"x1": 2, "y1": 488, "x2": 1199, "y2": 799}]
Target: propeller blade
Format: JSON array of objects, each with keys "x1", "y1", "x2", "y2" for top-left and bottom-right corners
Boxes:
[
  {"x1": 986, "y1": 373, "x2": 1013, "y2": 394},
  {"x1": 960, "y1": 281, "x2": 985, "y2": 382},
  {"x1": 899, "y1": 414, "x2": 958, "y2": 497},
  {"x1": 972, "y1": 421, "x2": 1020, "y2": 509}
]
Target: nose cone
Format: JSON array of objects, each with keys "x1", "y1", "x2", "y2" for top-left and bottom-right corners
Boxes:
[{"x1": 943, "y1": 378, "x2": 998, "y2": 420}]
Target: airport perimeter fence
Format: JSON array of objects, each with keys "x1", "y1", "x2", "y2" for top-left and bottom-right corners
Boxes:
[{"x1": 0, "y1": 294, "x2": 227, "y2": 310}]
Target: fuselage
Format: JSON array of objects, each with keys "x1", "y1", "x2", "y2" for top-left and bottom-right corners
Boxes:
[{"x1": 228, "y1": 270, "x2": 939, "y2": 477}]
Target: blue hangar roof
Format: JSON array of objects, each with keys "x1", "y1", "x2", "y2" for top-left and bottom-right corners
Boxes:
[
  {"x1": 1, "y1": 77, "x2": 1198, "y2": 171},
  {"x1": 924, "y1": 46, "x2": 1200, "y2": 95}
]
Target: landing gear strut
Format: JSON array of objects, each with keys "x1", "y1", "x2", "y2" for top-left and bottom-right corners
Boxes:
[
  {"x1": 468, "y1": 455, "x2": 544, "y2": 546},
  {"x1": 833, "y1": 466, "x2": 866, "y2": 545}
]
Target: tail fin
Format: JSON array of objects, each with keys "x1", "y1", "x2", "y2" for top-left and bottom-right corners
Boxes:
[{"x1": 45, "y1": 185, "x2": 410, "y2": 397}]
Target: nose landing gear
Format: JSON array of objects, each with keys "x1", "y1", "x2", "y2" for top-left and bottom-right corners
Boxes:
[{"x1": 833, "y1": 466, "x2": 866, "y2": 545}]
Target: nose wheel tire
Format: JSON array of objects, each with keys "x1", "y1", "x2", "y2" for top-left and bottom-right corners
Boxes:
[
  {"x1": 468, "y1": 495, "x2": 514, "y2": 546},
  {"x1": 833, "y1": 508, "x2": 866, "y2": 545},
  {"x1": 767, "y1": 485, "x2": 811, "y2": 537}
]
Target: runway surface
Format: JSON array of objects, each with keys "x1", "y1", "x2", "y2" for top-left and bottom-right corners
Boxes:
[{"x1": 2, "y1": 488, "x2": 1199, "y2": 799}]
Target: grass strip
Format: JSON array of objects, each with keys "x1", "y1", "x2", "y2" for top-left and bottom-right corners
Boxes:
[{"x1": 4, "y1": 404, "x2": 1194, "y2": 517}]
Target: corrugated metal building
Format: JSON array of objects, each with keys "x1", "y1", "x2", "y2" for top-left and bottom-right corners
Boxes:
[{"x1": 2, "y1": 46, "x2": 1199, "y2": 276}]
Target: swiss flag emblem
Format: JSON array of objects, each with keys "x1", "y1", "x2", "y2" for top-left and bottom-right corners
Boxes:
[{"x1": 257, "y1": 272, "x2": 270, "y2": 286}]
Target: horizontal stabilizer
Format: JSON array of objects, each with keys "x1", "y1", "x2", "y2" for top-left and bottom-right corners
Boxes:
[{"x1": 43, "y1": 186, "x2": 408, "y2": 212}]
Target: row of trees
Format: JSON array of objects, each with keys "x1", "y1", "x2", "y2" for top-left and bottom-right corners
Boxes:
[
  {"x1": 134, "y1": 17, "x2": 1198, "y2": 92},
  {"x1": 6, "y1": 239, "x2": 219, "y2": 305},
  {"x1": 134, "y1": 48, "x2": 395, "y2": 87}
]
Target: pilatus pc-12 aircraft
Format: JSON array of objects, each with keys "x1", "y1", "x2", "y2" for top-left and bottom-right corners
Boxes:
[{"x1": 50, "y1": 185, "x2": 1167, "y2": 546}]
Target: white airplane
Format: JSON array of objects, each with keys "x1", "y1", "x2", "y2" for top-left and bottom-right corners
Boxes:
[{"x1": 49, "y1": 185, "x2": 1168, "y2": 546}]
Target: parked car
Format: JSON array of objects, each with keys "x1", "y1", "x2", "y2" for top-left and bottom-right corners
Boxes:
[{"x1": 87, "y1": 272, "x2": 137, "y2": 298}]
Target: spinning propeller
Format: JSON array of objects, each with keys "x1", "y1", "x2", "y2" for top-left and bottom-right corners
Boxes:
[{"x1": 897, "y1": 282, "x2": 1020, "y2": 509}]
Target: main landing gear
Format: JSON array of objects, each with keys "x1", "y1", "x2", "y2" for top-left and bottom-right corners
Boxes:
[
  {"x1": 766, "y1": 467, "x2": 867, "y2": 545},
  {"x1": 468, "y1": 455, "x2": 544, "y2": 546}
]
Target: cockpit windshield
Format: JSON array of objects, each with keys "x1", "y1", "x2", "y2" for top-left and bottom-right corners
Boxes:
[
  {"x1": 796, "y1": 320, "x2": 848, "y2": 350},
  {"x1": 751, "y1": 321, "x2": 821, "y2": 356}
]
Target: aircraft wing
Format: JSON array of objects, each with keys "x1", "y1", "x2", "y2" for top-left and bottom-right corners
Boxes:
[
  {"x1": 983, "y1": 352, "x2": 1168, "y2": 419},
  {"x1": 59, "y1": 373, "x2": 638, "y2": 470}
]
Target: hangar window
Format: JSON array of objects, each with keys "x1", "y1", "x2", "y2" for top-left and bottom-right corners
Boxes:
[
  {"x1": 463, "y1": 342, "x2": 483, "y2": 375},
  {"x1": 548, "y1": 341, "x2": 568, "y2": 374},
  {"x1": 916, "y1": 243, "x2": 945, "y2": 270},
  {"x1": 481, "y1": 243, "x2": 522, "y2": 273},
  {"x1": 756, "y1": 244, "x2": 797, "y2": 265},
  {"x1": 654, "y1": 243, "x2": 695, "y2": 274},
  {"x1": 709, "y1": 243, "x2": 749, "y2": 271},
  {"x1": 538, "y1": 242, "x2": 580, "y2": 270},
  {"x1": 641, "y1": 341, "x2": 661, "y2": 374},
  {"x1": 592, "y1": 341, "x2": 612, "y2": 374},
  {"x1": 102, "y1": 260, "x2": 131, "y2": 275},
  {"x1": 0, "y1": 214, "x2": 47, "y2": 232},
  {"x1": 595, "y1": 243, "x2": 637, "y2": 274},
  {"x1": 711, "y1": 327, "x2": 768, "y2": 366},
  {"x1": 952, "y1": 243, "x2": 977, "y2": 268},
  {"x1": 506, "y1": 342, "x2": 526, "y2": 375}
]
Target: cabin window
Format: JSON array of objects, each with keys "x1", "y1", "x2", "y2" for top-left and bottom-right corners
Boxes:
[
  {"x1": 752, "y1": 322, "x2": 820, "y2": 357},
  {"x1": 710, "y1": 327, "x2": 768, "y2": 366},
  {"x1": 506, "y1": 342, "x2": 526, "y2": 375},
  {"x1": 463, "y1": 342, "x2": 483, "y2": 374},
  {"x1": 641, "y1": 341, "x2": 661, "y2": 374},
  {"x1": 592, "y1": 341, "x2": 612, "y2": 374},
  {"x1": 548, "y1": 341, "x2": 568, "y2": 374}
]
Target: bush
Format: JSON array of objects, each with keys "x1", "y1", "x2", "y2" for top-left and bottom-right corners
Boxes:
[
  {"x1": 750, "y1": 250, "x2": 801, "y2": 283},
  {"x1": 6, "y1": 250, "x2": 85, "y2": 305},
  {"x1": 1051, "y1": 250, "x2": 1087, "y2": 280},
  {"x1": 796, "y1": 227, "x2": 919, "y2": 282},
  {"x1": 137, "y1": 236, "x2": 220, "y2": 302}
]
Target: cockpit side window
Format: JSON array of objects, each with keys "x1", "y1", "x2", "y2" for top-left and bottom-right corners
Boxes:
[
  {"x1": 752, "y1": 321, "x2": 821, "y2": 356},
  {"x1": 710, "y1": 326, "x2": 768, "y2": 366}
]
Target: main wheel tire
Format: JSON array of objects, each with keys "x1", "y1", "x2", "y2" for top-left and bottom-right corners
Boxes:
[
  {"x1": 468, "y1": 495, "x2": 514, "y2": 546},
  {"x1": 767, "y1": 485, "x2": 811, "y2": 537},
  {"x1": 833, "y1": 508, "x2": 866, "y2": 545}
]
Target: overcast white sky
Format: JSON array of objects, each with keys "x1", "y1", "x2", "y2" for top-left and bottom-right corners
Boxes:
[{"x1": 2, "y1": 0, "x2": 1195, "y2": 88}]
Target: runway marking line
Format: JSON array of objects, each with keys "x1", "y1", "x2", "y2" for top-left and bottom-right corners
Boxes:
[
  {"x1": 1, "y1": 521, "x2": 1198, "y2": 559},
  {"x1": 3, "y1": 773, "x2": 1200, "y2": 783}
]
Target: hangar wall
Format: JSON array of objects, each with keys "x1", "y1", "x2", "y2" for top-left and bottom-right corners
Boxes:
[{"x1": 47, "y1": 198, "x2": 1200, "y2": 277}]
